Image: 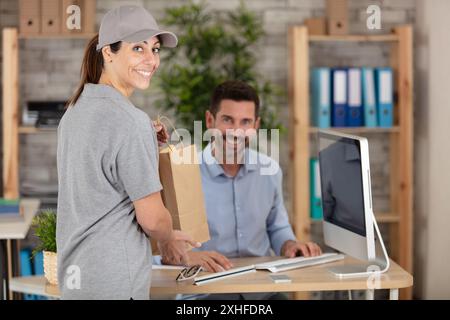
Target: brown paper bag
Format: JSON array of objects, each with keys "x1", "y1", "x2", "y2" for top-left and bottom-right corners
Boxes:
[{"x1": 151, "y1": 144, "x2": 210, "y2": 254}]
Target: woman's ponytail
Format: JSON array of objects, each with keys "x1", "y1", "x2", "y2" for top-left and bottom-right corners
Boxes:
[{"x1": 66, "y1": 34, "x2": 121, "y2": 108}]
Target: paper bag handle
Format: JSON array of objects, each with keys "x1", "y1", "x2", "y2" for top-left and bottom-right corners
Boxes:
[{"x1": 156, "y1": 115, "x2": 186, "y2": 151}]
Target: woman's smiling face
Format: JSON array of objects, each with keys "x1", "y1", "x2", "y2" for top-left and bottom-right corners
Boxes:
[{"x1": 105, "y1": 36, "x2": 161, "y2": 94}]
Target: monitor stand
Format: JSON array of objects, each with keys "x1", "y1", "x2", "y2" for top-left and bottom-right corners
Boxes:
[{"x1": 327, "y1": 211, "x2": 390, "y2": 279}]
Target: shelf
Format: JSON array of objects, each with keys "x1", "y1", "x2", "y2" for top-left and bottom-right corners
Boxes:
[
  {"x1": 376, "y1": 213, "x2": 400, "y2": 223},
  {"x1": 311, "y1": 213, "x2": 400, "y2": 224},
  {"x1": 19, "y1": 127, "x2": 57, "y2": 134},
  {"x1": 309, "y1": 126, "x2": 400, "y2": 134},
  {"x1": 18, "y1": 33, "x2": 96, "y2": 40},
  {"x1": 309, "y1": 34, "x2": 399, "y2": 42},
  {"x1": 289, "y1": 25, "x2": 413, "y2": 299}
]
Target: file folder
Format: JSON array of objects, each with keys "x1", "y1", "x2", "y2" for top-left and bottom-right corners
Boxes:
[
  {"x1": 361, "y1": 67, "x2": 378, "y2": 127},
  {"x1": 20, "y1": 249, "x2": 37, "y2": 300},
  {"x1": 0, "y1": 204, "x2": 20, "y2": 213},
  {"x1": 34, "y1": 251, "x2": 44, "y2": 275},
  {"x1": 346, "y1": 68, "x2": 363, "y2": 127},
  {"x1": 332, "y1": 68, "x2": 347, "y2": 127},
  {"x1": 20, "y1": 249, "x2": 32, "y2": 276},
  {"x1": 376, "y1": 67, "x2": 394, "y2": 127},
  {"x1": 310, "y1": 158, "x2": 323, "y2": 219},
  {"x1": 311, "y1": 68, "x2": 331, "y2": 128}
]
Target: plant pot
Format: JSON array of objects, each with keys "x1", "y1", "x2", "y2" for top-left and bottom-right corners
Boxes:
[{"x1": 43, "y1": 251, "x2": 58, "y2": 285}]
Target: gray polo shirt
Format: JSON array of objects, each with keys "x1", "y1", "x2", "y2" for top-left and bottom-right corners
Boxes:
[{"x1": 56, "y1": 83, "x2": 162, "y2": 299}]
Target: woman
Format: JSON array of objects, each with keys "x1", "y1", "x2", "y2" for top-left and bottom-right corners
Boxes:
[{"x1": 56, "y1": 6, "x2": 198, "y2": 300}]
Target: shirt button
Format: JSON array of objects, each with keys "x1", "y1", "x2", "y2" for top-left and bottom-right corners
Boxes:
[
  {"x1": 236, "y1": 206, "x2": 240, "y2": 210},
  {"x1": 239, "y1": 233, "x2": 243, "y2": 238}
]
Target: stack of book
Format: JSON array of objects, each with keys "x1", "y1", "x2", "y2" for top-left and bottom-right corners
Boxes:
[{"x1": 0, "y1": 198, "x2": 23, "y2": 222}]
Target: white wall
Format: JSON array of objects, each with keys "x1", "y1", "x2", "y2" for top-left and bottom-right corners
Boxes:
[{"x1": 414, "y1": 0, "x2": 450, "y2": 299}]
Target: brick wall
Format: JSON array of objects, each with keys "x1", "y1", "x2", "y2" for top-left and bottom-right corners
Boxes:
[{"x1": 0, "y1": 0, "x2": 416, "y2": 213}]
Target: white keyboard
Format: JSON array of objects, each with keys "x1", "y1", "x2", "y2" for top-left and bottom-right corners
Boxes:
[
  {"x1": 255, "y1": 253, "x2": 345, "y2": 273},
  {"x1": 194, "y1": 265, "x2": 256, "y2": 285}
]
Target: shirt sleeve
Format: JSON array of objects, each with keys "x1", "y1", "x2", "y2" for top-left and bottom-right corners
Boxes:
[
  {"x1": 116, "y1": 120, "x2": 162, "y2": 201},
  {"x1": 266, "y1": 167, "x2": 296, "y2": 256}
]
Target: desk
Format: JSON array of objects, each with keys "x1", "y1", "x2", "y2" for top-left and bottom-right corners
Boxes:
[
  {"x1": 0, "y1": 199, "x2": 40, "y2": 300},
  {"x1": 10, "y1": 256, "x2": 413, "y2": 300}
]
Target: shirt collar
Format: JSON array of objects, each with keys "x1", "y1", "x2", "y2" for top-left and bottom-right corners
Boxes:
[
  {"x1": 202, "y1": 144, "x2": 225, "y2": 178},
  {"x1": 81, "y1": 83, "x2": 130, "y2": 103},
  {"x1": 202, "y1": 143, "x2": 258, "y2": 178}
]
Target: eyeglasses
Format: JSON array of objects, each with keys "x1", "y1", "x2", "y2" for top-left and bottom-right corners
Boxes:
[{"x1": 176, "y1": 265, "x2": 203, "y2": 282}]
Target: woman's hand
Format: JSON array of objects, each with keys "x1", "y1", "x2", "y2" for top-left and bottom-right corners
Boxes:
[
  {"x1": 153, "y1": 120, "x2": 169, "y2": 146},
  {"x1": 158, "y1": 230, "x2": 201, "y2": 265}
]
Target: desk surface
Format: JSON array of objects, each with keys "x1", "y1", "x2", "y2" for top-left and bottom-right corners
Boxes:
[
  {"x1": 11, "y1": 256, "x2": 413, "y2": 297},
  {"x1": 0, "y1": 198, "x2": 40, "y2": 239},
  {"x1": 151, "y1": 256, "x2": 413, "y2": 295}
]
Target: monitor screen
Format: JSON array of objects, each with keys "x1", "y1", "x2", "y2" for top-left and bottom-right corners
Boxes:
[{"x1": 319, "y1": 133, "x2": 366, "y2": 237}]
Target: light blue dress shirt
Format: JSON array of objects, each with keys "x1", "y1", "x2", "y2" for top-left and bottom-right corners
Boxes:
[{"x1": 197, "y1": 144, "x2": 296, "y2": 257}]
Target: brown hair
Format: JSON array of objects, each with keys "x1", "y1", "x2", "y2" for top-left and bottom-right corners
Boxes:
[
  {"x1": 66, "y1": 34, "x2": 122, "y2": 107},
  {"x1": 210, "y1": 80, "x2": 260, "y2": 118}
]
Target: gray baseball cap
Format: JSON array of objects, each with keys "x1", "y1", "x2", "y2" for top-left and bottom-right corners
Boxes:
[{"x1": 96, "y1": 5, "x2": 178, "y2": 51}]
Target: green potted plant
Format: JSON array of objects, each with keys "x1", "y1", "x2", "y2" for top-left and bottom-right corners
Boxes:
[
  {"x1": 32, "y1": 209, "x2": 57, "y2": 285},
  {"x1": 155, "y1": 1, "x2": 284, "y2": 134}
]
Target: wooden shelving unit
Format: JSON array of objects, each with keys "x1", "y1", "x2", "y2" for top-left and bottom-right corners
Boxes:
[
  {"x1": 309, "y1": 126, "x2": 400, "y2": 134},
  {"x1": 3, "y1": 28, "x2": 20, "y2": 199},
  {"x1": 18, "y1": 33, "x2": 96, "y2": 40},
  {"x1": 2, "y1": 28, "x2": 94, "y2": 199},
  {"x1": 18, "y1": 126, "x2": 57, "y2": 134},
  {"x1": 311, "y1": 213, "x2": 400, "y2": 224},
  {"x1": 309, "y1": 34, "x2": 399, "y2": 42},
  {"x1": 288, "y1": 25, "x2": 413, "y2": 299},
  {"x1": 1, "y1": 21, "x2": 96, "y2": 298}
]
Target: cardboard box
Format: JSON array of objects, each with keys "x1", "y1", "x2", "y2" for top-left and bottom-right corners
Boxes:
[
  {"x1": 41, "y1": 0, "x2": 60, "y2": 34},
  {"x1": 304, "y1": 17, "x2": 326, "y2": 36},
  {"x1": 19, "y1": 0, "x2": 41, "y2": 34},
  {"x1": 327, "y1": 0, "x2": 348, "y2": 18},
  {"x1": 83, "y1": 0, "x2": 96, "y2": 33},
  {"x1": 20, "y1": 17, "x2": 40, "y2": 34},
  {"x1": 19, "y1": 0, "x2": 40, "y2": 16},
  {"x1": 328, "y1": 18, "x2": 348, "y2": 35},
  {"x1": 326, "y1": 0, "x2": 348, "y2": 35}
]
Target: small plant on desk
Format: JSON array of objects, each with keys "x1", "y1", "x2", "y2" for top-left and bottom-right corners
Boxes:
[{"x1": 32, "y1": 209, "x2": 57, "y2": 285}]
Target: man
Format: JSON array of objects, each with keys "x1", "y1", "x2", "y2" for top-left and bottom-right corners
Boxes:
[{"x1": 185, "y1": 80, "x2": 322, "y2": 292}]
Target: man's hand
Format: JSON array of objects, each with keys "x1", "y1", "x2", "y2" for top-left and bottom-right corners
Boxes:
[
  {"x1": 158, "y1": 230, "x2": 201, "y2": 265},
  {"x1": 153, "y1": 120, "x2": 169, "y2": 146},
  {"x1": 185, "y1": 251, "x2": 233, "y2": 273},
  {"x1": 281, "y1": 240, "x2": 322, "y2": 258}
]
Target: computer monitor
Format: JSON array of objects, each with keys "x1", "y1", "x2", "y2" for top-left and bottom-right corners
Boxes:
[{"x1": 318, "y1": 130, "x2": 389, "y2": 278}]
